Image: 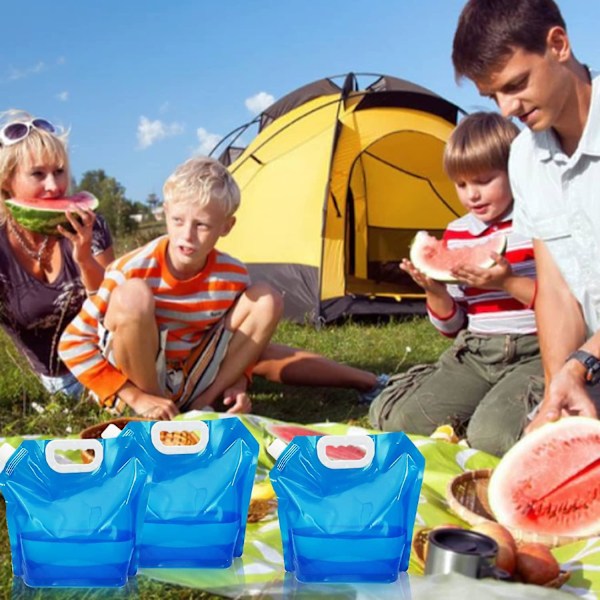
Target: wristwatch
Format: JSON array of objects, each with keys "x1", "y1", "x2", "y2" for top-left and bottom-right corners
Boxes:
[{"x1": 566, "y1": 350, "x2": 600, "y2": 385}]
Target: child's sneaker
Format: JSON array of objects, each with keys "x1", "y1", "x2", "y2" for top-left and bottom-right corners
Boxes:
[{"x1": 358, "y1": 374, "x2": 390, "y2": 405}]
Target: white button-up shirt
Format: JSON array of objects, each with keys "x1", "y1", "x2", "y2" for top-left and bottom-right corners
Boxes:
[{"x1": 511, "y1": 71, "x2": 600, "y2": 336}]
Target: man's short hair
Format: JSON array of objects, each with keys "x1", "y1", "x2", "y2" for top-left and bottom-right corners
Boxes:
[
  {"x1": 163, "y1": 156, "x2": 241, "y2": 216},
  {"x1": 443, "y1": 111, "x2": 520, "y2": 180},
  {"x1": 452, "y1": 0, "x2": 566, "y2": 82}
]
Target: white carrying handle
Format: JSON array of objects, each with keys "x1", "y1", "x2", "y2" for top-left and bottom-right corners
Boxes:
[
  {"x1": 0, "y1": 443, "x2": 16, "y2": 473},
  {"x1": 316, "y1": 434, "x2": 375, "y2": 469},
  {"x1": 45, "y1": 439, "x2": 103, "y2": 473},
  {"x1": 150, "y1": 420, "x2": 209, "y2": 455}
]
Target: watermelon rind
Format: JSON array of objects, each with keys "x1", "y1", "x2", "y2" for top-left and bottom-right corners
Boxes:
[
  {"x1": 409, "y1": 230, "x2": 507, "y2": 283},
  {"x1": 488, "y1": 416, "x2": 600, "y2": 540},
  {"x1": 5, "y1": 192, "x2": 99, "y2": 236}
]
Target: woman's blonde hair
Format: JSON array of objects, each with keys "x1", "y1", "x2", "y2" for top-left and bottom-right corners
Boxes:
[
  {"x1": 443, "y1": 111, "x2": 520, "y2": 181},
  {"x1": 163, "y1": 156, "x2": 240, "y2": 216},
  {"x1": 0, "y1": 110, "x2": 70, "y2": 224}
]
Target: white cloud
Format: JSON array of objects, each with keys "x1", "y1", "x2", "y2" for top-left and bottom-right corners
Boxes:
[
  {"x1": 137, "y1": 116, "x2": 184, "y2": 149},
  {"x1": 7, "y1": 61, "x2": 46, "y2": 81},
  {"x1": 195, "y1": 127, "x2": 222, "y2": 156},
  {"x1": 56, "y1": 91, "x2": 69, "y2": 102},
  {"x1": 4, "y1": 57, "x2": 64, "y2": 83},
  {"x1": 245, "y1": 91, "x2": 275, "y2": 115}
]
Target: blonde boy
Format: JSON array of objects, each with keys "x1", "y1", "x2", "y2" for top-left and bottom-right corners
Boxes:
[{"x1": 59, "y1": 156, "x2": 282, "y2": 419}]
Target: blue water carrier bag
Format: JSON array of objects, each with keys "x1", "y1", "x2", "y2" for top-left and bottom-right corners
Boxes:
[
  {"x1": 270, "y1": 432, "x2": 424, "y2": 584},
  {"x1": 0, "y1": 437, "x2": 150, "y2": 588},
  {"x1": 123, "y1": 418, "x2": 259, "y2": 568}
]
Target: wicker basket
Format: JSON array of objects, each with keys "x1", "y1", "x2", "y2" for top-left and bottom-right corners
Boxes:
[
  {"x1": 447, "y1": 469, "x2": 588, "y2": 548},
  {"x1": 411, "y1": 526, "x2": 570, "y2": 588},
  {"x1": 80, "y1": 417, "x2": 151, "y2": 441},
  {"x1": 79, "y1": 417, "x2": 199, "y2": 463}
]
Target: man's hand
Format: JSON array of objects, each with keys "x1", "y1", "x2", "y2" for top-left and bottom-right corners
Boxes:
[
  {"x1": 526, "y1": 364, "x2": 598, "y2": 432},
  {"x1": 222, "y1": 376, "x2": 252, "y2": 414}
]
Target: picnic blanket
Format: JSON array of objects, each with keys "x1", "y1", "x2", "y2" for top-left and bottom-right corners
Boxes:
[{"x1": 2, "y1": 412, "x2": 598, "y2": 599}]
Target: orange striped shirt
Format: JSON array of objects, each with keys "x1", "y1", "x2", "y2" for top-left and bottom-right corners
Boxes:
[{"x1": 58, "y1": 236, "x2": 249, "y2": 401}]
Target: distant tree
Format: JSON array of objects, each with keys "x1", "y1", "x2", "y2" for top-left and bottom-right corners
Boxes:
[
  {"x1": 77, "y1": 170, "x2": 138, "y2": 237},
  {"x1": 132, "y1": 200, "x2": 152, "y2": 217},
  {"x1": 146, "y1": 192, "x2": 161, "y2": 210}
]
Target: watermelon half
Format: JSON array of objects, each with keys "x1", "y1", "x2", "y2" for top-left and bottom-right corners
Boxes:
[
  {"x1": 488, "y1": 417, "x2": 600, "y2": 539},
  {"x1": 5, "y1": 191, "x2": 99, "y2": 236},
  {"x1": 409, "y1": 230, "x2": 507, "y2": 283}
]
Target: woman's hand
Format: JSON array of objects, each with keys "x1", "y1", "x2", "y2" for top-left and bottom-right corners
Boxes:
[{"x1": 57, "y1": 206, "x2": 97, "y2": 265}]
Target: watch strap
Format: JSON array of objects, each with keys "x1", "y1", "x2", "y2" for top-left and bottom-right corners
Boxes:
[{"x1": 566, "y1": 350, "x2": 600, "y2": 384}]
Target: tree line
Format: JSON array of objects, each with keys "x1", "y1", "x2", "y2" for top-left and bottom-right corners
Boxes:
[{"x1": 75, "y1": 170, "x2": 161, "y2": 238}]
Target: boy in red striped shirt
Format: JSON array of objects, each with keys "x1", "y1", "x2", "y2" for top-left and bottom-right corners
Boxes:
[
  {"x1": 59, "y1": 156, "x2": 282, "y2": 419},
  {"x1": 369, "y1": 112, "x2": 542, "y2": 456}
]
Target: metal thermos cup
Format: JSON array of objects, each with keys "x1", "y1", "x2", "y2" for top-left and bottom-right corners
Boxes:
[{"x1": 424, "y1": 527, "x2": 502, "y2": 579}]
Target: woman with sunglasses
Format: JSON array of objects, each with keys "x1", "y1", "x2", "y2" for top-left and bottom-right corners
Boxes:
[{"x1": 0, "y1": 109, "x2": 114, "y2": 399}]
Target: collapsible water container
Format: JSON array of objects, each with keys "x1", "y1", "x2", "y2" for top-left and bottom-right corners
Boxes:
[
  {"x1": 270, "y1": 432, "x2": 424, "y2": 583},
  {"x1": 122, "y1": 418, "x2": 259, "y2": 568},
  {"x1": 0, "y1": 437, "x2": 150, "y2": 588}
]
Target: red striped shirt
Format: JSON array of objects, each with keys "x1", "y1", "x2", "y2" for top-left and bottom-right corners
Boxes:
[{"x1": 428, "y1": 211, "x2": 537, "y2": 337}]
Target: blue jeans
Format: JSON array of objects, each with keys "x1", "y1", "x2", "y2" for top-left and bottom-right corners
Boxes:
[{"x1": 39, "y1": 372, "x2": 84, "y2": 399}]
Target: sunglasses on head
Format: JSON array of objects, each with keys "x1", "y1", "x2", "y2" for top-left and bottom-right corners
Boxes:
[{"x1": 0, "y1": 118, "x2": 56, "y2": 147}]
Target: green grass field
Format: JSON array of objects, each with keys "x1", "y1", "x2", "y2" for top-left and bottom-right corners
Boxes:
[{"x1": 0, "y1": 316, "x2": 451, "y2": 598}]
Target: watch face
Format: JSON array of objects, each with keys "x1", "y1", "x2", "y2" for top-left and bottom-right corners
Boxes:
[{"x1": 589, "y1": 361, "x2": 600, "y2": 385}]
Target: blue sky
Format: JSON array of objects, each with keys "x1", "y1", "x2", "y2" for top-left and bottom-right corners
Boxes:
[{"x1": 3, "y1": 1, "x2": 599, "y2": 203}]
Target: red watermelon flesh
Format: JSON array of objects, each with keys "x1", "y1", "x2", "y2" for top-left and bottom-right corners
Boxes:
[
  {"x1": 409, "y1": 230, "x2": 507, "y2": 283},
  {"x1": 267, "y1": 423, "x2": 366, "y2": 460},
  {"x1": 5, "y1": 192, "x2": 99, "y2": 235},
  {"x1": 13, "y1": 193, "x2": 96, "y2": 211},
  {"x1": 489, "y1": 417, "x2": 600, "y2": 537}
]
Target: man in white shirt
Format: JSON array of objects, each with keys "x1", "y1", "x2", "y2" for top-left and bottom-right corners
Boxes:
[{"x1": 452, "y1": 0, "x2": 600, "y2": 429}]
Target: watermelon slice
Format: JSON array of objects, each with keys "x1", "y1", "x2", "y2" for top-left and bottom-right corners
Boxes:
[
  {"x1": 267, "y1": 423, "x2": 366, "y2": 461},
  {"x1": 5, "y1": 191, "x2": 99, "y2": 236},
  {"x1": 488, "y1": 417, "x2": 600, "y2": 538},
  {"x1": 409, "y1": 230, "x2": 507, "y2": 283}
]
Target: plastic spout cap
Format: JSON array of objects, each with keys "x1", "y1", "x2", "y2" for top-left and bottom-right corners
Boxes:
[
  {"x1": 101, "y1": 424, "x2": 123, "y2": 439},
  {"x1": 267, "y1": 439, "x2": 287, "y2": 460}
]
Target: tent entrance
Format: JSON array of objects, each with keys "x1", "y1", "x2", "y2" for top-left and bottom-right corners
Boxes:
[{"x1": 344, "y1": 130, "x2": 454, "y2": 298}]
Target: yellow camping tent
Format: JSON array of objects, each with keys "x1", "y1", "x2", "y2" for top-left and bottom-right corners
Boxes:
[{"x1": 214, "y1": 73, "x2": 465, "y2": 323}]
